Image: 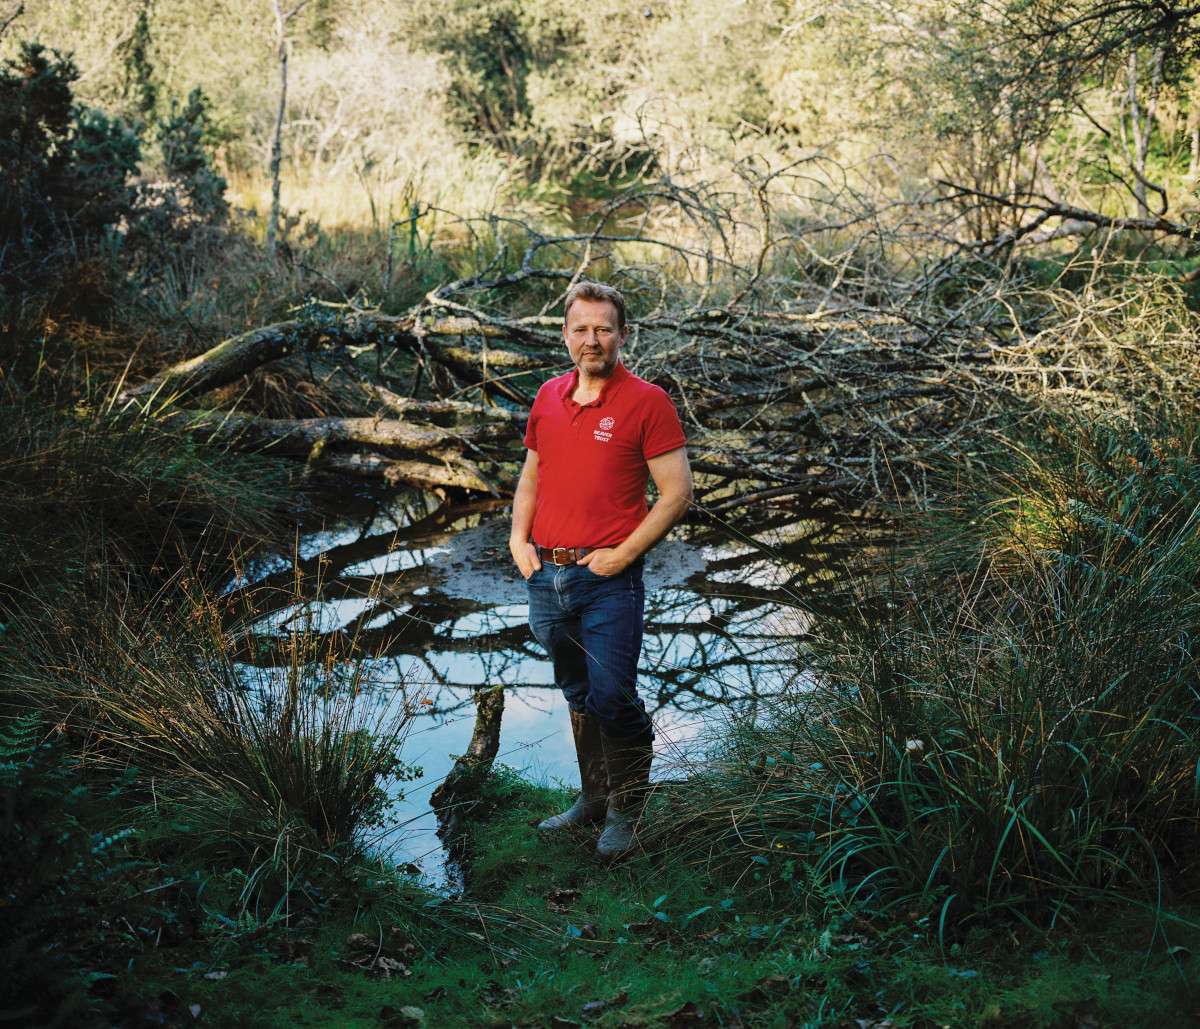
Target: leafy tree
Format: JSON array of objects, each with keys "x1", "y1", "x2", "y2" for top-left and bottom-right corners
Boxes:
[
  {"x1": 119, "y1": 3, "x2": 158, "y2": 124},
  {"x1": 155, "y1": 86, "x2": 229, "y2": 226},
  {"x1": 0, "y1": 42, "x2": 139, "y2": 301},
  {"x1": 823, "y1": 0, "x2": 1200, "y2": 242},
  {"x1": 1, "y1": 37, "x2": 232, "y2": 320}
]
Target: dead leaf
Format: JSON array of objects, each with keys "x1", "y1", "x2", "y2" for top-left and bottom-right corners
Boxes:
[
  {"x1": 379, "y1": 1004, "x2": 425, "y2": 1027},
  {"x1": 386, "y1": 928, "x2": 420, "y2": 960},
  {"x1": 660, "y1": 1000, "x2": 705, "y2": 1026},
  {"x1": 376, "y1": 956, "x2": 411, "y2": 979},
  {"x1": 545, "y1": 887, "x2": 582, "y2": 913},
  {"x1": 203, "y1": 971, "x2": 227, "y2": 981},
  {"x1": 581, "y1": 990, "x2": 629, "y2": 1016},
  {"x1": 189, "y1": 1003, "x2": 202, "y2": 1019},
  {"x1": 339, "y1": 952, "x2": 410, "y2": 979},
  {"x1": 624, "y1": 919, "x2": 658, "y2": 934}
]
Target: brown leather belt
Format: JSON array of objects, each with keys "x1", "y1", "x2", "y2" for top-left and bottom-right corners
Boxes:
[{"x1": 536, "y1": 545, "x2": 591, "y2": 566}]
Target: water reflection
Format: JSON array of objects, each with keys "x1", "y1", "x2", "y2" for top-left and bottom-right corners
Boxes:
[{"x1": 221, "y1": 490, "x2": 863, "y2": 889}]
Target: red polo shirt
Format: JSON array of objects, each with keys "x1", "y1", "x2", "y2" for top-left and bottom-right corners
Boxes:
[{"x1": 523, "y1": 361, "x2": 687, "y2": 549}]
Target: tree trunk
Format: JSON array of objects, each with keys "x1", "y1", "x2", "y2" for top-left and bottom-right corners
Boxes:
[
  {"x1": 430, "y1": 685, "x2": 506, "y2": 848},
  {"x1": 161, "y1": 409, "x2": 502, "y2": 491},
  {"x1": 265, "y1": 0, "x2": 306, "y2": 257},
  {"x1": 116, "y1": 310, "x2": 553, "y2": 406}
]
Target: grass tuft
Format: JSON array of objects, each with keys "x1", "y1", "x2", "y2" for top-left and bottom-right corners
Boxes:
[{"x1": 653, "y1": 410, "x2": 1200, "y2": 927}]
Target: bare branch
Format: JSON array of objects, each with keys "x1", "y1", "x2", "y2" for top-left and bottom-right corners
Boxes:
[{"x1": 0, "y1": 2, "x2": 24, "y2": 39}]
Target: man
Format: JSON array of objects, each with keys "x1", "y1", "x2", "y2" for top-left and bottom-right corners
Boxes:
[{"x1": 509, "y1": 280, "x2": 693, "y2": 860}]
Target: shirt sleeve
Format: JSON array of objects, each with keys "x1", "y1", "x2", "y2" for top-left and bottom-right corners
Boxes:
[
  {"x1": 640, "y1": 387, "x2": 687, "y2": 460},
  {"x1": 523, "y1": 385, "x2": 544, "y2": 450}
]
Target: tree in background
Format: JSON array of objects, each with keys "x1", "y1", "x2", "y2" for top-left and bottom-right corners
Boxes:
[
  {"x1": 0, "y1": 42, "x2": 139, "y2": 315},
  {"x1": 827, "y1": 0, "x2": 1200, "y2": 247},
  {"x1": 0, "y1": 33, "x2": 233, "y2": 328},
  {"x1": 265, "y1": 0, "x2": 310, "y2": 257}
]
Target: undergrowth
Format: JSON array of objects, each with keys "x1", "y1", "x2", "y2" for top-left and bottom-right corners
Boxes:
[
  {"x1": 0, "y1": 378, "x2": 297, "y2": 608},
  {"x1": 653, "y1": 410, "x2": 1200, "y2": 934},
  {"x1": 104, "y1": 769, "x2": 1199, "y2": 1027}
]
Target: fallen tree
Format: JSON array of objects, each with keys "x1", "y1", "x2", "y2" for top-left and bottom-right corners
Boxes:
[{"x1": 120, "y1": 180, "x2": 1200, "y2": 511}]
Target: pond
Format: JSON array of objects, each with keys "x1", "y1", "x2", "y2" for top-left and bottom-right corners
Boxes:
[{"x1": 221, "y1": 489, "x2": 858, "y2": 891}]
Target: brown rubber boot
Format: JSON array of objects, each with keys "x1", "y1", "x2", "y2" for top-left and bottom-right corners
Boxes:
[
  {"x1": 537, "y1": 709, "x2": 609, "y2": 831},
  {"x1": 595, "y1": 729, "x2": 654, "y2": 860}
]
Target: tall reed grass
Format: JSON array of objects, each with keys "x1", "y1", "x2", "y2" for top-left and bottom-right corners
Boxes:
[
  {"x1": 657, "y1": 412, "x2": 1200, "y2": 927},
  {"x1": 0, "y1": 367, "x2": 422, "y2": 915},
  {"x1": 0, "y1": 379, "x2": 295, "y2": 602},
  {"x1": 2, "y1": 577, "x2": 421, "y2": 914}
]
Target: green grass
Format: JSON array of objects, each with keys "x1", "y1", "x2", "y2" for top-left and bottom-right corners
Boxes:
[{"x1": 96, "y1": 770, "x2": 1200, "y2": 1027}]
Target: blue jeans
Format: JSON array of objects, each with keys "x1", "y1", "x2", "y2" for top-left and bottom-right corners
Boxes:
[{"x1": 526, "y1": 557, "x2": 653, "y2": 741}]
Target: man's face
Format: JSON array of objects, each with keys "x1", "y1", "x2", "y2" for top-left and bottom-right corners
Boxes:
[{"x1": 563, "y1": 297, "x2": 624, "y2": 379}]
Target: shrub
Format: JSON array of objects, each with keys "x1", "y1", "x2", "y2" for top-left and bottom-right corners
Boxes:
[
  {"x1": 0, "y1": 42, "x2": 140, "y2": 311},
  {"x1": 0, "y1": 38, "x2": 233, "y2": 328}
]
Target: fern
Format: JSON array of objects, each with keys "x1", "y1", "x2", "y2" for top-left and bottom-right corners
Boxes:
[
  {"x1": 0, "y1": 711, "x2": 42, "y2": 788},
  {"x1": 0, "y1": 714, "x2": 138, "y2": 1027}
]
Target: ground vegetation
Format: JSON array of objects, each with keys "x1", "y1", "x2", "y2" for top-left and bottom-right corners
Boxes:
[{"x1": 2, "y1": 1, "x2": 1199, "y2": 1024}]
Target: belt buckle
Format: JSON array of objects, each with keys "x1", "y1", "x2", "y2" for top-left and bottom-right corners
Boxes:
[{"x1": 552, "y1": 546, "x2": 571, "y2": 565}]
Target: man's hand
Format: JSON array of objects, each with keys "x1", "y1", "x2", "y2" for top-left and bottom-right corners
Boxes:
[
  {"x1": 510, "y1": 538, "x2": 542, "y2": 579},
  {"x1": 510, "y1": 449, "x2": 540, "y2": 579},
  {"x1": 577, "y1": 547, "x2": 629, "y2": 577}
]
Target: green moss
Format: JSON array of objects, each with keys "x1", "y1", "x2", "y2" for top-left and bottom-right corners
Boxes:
[{"x1": 103, "y1": 771, "x2": 1197, "y2": 1027}]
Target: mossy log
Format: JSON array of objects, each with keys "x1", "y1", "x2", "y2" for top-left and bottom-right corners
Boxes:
[
  {"x1": 430, "y1": 684, "x2": 507, "y2": 847},
  {"x1": 118, "y1": 310, "x2": 555, "y2": 406}
]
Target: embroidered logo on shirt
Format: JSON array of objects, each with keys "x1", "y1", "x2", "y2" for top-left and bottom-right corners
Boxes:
[{"x1": 593, "y1": 415, "x2": 615, "y2": 443}]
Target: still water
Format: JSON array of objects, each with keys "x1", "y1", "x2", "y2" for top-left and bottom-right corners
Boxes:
[{"x1": 222, "y1": 490, "x2": 853, "y2": 890}]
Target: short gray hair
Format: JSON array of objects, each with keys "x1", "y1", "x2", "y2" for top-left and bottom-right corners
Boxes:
[{"x1": 563, "y1": 280, "x2": 627, "y2": 332}]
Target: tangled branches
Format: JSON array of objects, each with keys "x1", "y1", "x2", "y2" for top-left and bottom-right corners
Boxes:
[{"x1": 118, "y1": 171, "x2": 1200, "y2": 513}]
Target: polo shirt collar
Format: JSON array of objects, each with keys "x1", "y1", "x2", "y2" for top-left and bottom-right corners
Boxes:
[{"x1": 560, "y1": 359, "x2": 631, "y2": 408}]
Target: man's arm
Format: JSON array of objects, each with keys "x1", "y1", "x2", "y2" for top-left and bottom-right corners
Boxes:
[
  {"x1": 508, "y1": 448, "x2": 543, "y2": 579},
  {"x1": 578, "y1": 446, "x2": 693, "y2": 576}
]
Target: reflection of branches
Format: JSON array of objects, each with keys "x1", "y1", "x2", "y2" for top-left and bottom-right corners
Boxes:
[
  {"x1": 231, "y1": 505, "x2": 864, "y2": 723},
  {"x1": 223, "y1": 497, "x2": 506, "y2": 625}
]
